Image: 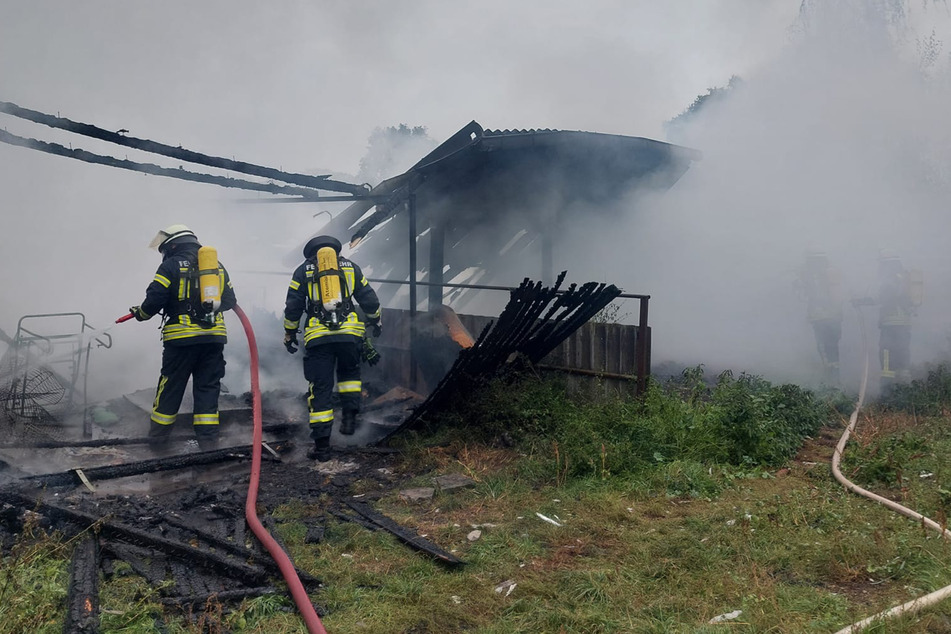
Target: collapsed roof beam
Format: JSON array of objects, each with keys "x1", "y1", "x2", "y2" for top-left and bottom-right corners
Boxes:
[
  {"x1": 0, "y1": 128, "x2": 325, "y2": 199},
  {"x1": 0, "y1": 100, "x2": 369, "y2": 196},
  {"x1": 350, "y1": 173, "x2": 426, "y2": 246}
]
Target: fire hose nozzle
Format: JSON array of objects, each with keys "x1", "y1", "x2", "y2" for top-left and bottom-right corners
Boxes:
[{"x1": 116, "y1": 313, "x2": 134, "y2": 324}]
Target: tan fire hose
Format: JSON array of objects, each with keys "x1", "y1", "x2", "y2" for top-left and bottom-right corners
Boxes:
[{"x1": 831, "y1": 307, "x2": 951, "y2": 634}]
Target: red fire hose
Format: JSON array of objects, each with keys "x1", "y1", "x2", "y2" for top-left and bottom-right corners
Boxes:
[
  {"x1": 233, "y1": 304, "x2": 327, "y2": 633},
  {"x1": 117, "y1": 306, "x2": 327, "y2": 630}
]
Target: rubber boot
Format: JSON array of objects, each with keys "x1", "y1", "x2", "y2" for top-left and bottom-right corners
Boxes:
[
  {"x1": 197, "y1": 436, "x2": 219, "y2": 452},
  {"x1": 307, "y1": 436, "x2": 331, "y2": 462},
  {"x1": 340, "y1": 410, "x2": 358, "y2": 436},
  {"x1": 147, "y1": 424, "x2": 173, "y2": 456}
]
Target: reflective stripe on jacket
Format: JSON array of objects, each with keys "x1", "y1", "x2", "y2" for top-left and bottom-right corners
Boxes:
[
  {"x1": 284, "y1": 256, "x2": 381, "y2": 347},
  {"x1": 139, "y1": 246, "x2": 236, "y2": 346}
]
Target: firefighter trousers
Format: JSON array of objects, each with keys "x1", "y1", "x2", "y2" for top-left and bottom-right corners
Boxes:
[
  {"x1": 149, "y1": 342, "x2": 226, "y2": 442},
  {"x1": 811, "y1": 318, "x2": 842, "y2": 383},
  {"x1": 880, "y1": 324, "x2": 911, "y2": 394},
  {"x1": 303, "y1": 340, "x2": 362, "y2": 441}
]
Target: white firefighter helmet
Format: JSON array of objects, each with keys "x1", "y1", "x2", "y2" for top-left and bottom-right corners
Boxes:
[{"x1": 149, "y1": 224, "x2": 198, "y2": 251}]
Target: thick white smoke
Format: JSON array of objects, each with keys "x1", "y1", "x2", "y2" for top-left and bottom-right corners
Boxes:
[
  {"x1": 596, "y1": 0, "x2": 951, "y2": 390},
  {"x1": 2, "y1": 0, "x2": 947, "y2": 405}
]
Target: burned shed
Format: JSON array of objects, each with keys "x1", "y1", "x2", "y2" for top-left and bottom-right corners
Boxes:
[
  {"x1": 298, "y1": 121, "x2": 700, "y2": 400},
  {"x1": 310, "y1": 120, "x2": 701, "y2": 313},
  {"x1": 0, "y1": 107, "x2": 702, "y2": 630}
]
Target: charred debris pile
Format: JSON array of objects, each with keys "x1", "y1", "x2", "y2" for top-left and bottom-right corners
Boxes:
[{"x1": 0, "y1": 275, "x2": 620, "y2": 627}]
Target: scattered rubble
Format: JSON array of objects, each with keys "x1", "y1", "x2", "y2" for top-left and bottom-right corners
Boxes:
[
  {"x1": 400, "y1": 487, "x2": 436, "y2": 502},
  {"x1": 433, "y1": 473, "x2": 477, "y2": 491},
  {"x1": 536, "y1": 512, "x2": 563, "y2": 527},
  {"x1": 495, "y1": 579, "x2": 517, "y2": 597}
]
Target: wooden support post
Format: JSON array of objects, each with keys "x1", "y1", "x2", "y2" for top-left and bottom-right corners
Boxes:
[
  {"x1": 409, "y1": 194, "x2": 418, "y2": 391},
  {"x1": 636, "y1": 296, "x2": 650, "y2": 396},
  {"x1": 428, "y1": 219, "x2": 446, "y2": 310}
]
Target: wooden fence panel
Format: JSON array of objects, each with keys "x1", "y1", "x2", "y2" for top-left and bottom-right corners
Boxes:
[{"x1": 374, "y1": 309, "x2": 646, "y2": 398}]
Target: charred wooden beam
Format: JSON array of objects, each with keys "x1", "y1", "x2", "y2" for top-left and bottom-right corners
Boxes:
[
  {"x1": 386, "y1": 274, "x2": 621, "y2": 439},
  {"x1": 20, "y1": 443, "x2": 289, "y2": 488},
  {"x1": 63, "y1": 535, "x2": 100, "y2": 634},
  {"x1": 101, "y1": 542, "x2": 168, "y2": 588},
  {"x1": 0, "y1": 491, "x2": 270, "y2": 586},
  {"x1": 159, "y1": 586, "x2": 279, "y2": 608},
  {"x1": 162, "y1": 514, "x2": 323, "y2": 590},
  {"x1": 0, "y1": 423, "x2": 295, "y2": 450},
  {"x1": 330, "y1": 508, "x2": 379, "y2": 533},
  {"x1": 0, "y1": 128, "x2": 325, "y2": 200},
  {"x1": 0, "y1": 100, "x2": 368, "y2": 196},
  {"x1": 346, "y1": 500, "x2": 463, "y2": 565}
]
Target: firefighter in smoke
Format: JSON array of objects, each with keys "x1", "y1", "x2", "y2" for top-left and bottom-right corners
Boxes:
[
  {"x1": 796, "y1": 251, "x2": 843, "y2": 384},
  {"x1": 283, "y1": 235, "x2": 381, "y2": 461},
  {"x1": 128, "y1": 224, "x2": 237, "y2": 452},
  {"x1": 876, "y1": 251, "x2": 922, "y2": 394}
]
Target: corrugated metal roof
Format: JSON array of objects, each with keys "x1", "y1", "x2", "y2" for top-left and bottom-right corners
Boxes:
[{"x1": 297, "y1": 121, "x2": 701, "y2": 299}]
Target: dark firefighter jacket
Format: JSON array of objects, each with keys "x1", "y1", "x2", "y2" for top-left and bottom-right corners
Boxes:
[
  {"x1": 283, "y1": 256, "x2": 381, "y2": 347},
  {"x1": 878, "y1": 269, "x2": 919, "y2": 328},
  {"x1": 138, "y1": 245, "x2": 237, "y2": 345},
  {"x1": 798, "y1": 265, "x2": 843, "y2": 323}
]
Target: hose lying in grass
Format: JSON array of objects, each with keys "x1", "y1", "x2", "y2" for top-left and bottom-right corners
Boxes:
[
  {"x1": 831, "y1": 307, "x2": 951, "y2": 634},
  {"x1": 235, "y1": 305, "x2": 328, "y2": 634}
]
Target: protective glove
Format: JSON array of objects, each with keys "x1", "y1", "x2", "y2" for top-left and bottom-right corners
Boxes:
[
  {"x1": 367, "y1": 319, "x2": 382, "y2": 338},
  {"x1": 130, "y1": 306, "x2": 149, "y2": 322},
  {"x1": 362, "y1": 338, "x2": 381, "y2": 366},
  {"x1": 284, "y1": 330, "x2": 299, "y2": 354}
]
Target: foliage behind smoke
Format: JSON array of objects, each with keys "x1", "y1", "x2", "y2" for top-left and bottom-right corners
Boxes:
[{"x1": 356, "y1": 124, "x2": 437, "y2": 187}]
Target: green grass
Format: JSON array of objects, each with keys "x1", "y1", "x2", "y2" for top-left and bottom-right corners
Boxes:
[
  {"x1": 0, "y1": 517, "x2": 70, "y2": 634},
  {"x1": 7, "y1": 366, "x2": 951, "y2": 632}
]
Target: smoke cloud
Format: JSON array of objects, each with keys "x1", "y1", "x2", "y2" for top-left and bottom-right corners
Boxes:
[
  {"x1": 2, "y1": 1, "x2": 947, "y2": 405},
  {"x1": 584, "y1": 0, "x2": 951, "y2": 390}
]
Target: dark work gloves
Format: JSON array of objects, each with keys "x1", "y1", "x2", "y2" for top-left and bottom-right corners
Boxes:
[
  {"x1": 367, "y1": 319, "x2": 382, "y2": 338},
  {"x1": 130, "y1": 306, "x2": 149, "y2": 322},
  {"x1": 284, "y1": 330, "x2": 299, "y2": 354},
  {"x1": 362, "y1": 338, "x2": 381, "y2": 366}
]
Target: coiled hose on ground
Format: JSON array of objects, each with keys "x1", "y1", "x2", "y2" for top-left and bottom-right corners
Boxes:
[
  {"x1": 832, "y1": 308, "x2": 951, "y2": 634},
  {"x1": 234, "y1": 305, "x2": 327, "y2": 634}
]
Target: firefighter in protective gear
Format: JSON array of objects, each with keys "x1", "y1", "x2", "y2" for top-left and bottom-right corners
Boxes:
[
  {"x1": 284, "y1": 235, "x2": 381, "y2": 461},
  {"x1": 129, "y1": 224, "x2": 237, "y2": 452},
  {"x1": 877, "y1": 251, "x2": 921, "y2": 394},
  {"x1": 796, "y1": 251, "x2": 843, "y2": 384}
]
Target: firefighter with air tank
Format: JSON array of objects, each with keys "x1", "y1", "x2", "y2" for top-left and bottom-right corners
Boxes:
[
  {"x1": 283, "y1": 235, "x2": 381, "y2": 462},
  {"x1": 127, "y1": 224, "x2": 236, "y2": 452},
  {"x1": 875, "y1": 251, "x2": 922, "y2": 394},
  {"x1": 851, "y1": 250, "x2": 923, "y2": 395},
  {"x1": 797, "y1": 251, "x2": 843, "y2": 385}
]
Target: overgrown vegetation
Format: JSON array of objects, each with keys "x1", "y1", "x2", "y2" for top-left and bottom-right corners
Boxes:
[
  {"x1": 420, "y1": 366, "x2": 830, "y2": 483},
  {"x1": 6, "y1": 366, "x2": 951, "y2": 632},
  {"x1": 882, "y1": 362, "x2": 951, "y2": 416},
  {"x1": 0, "y1": 515, "x2": 69, "y2": 634},
  {"x1": 844, "y1": 363, "x2": 951, "y2": 527}
]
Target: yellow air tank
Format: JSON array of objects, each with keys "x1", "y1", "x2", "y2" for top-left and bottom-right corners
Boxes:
[
  {"x1": 197, "y1": 246, "x2": 221, "y2": 312},
  {"x1": 316, "y1": 246, "x2": 343, "y2": 314}
]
